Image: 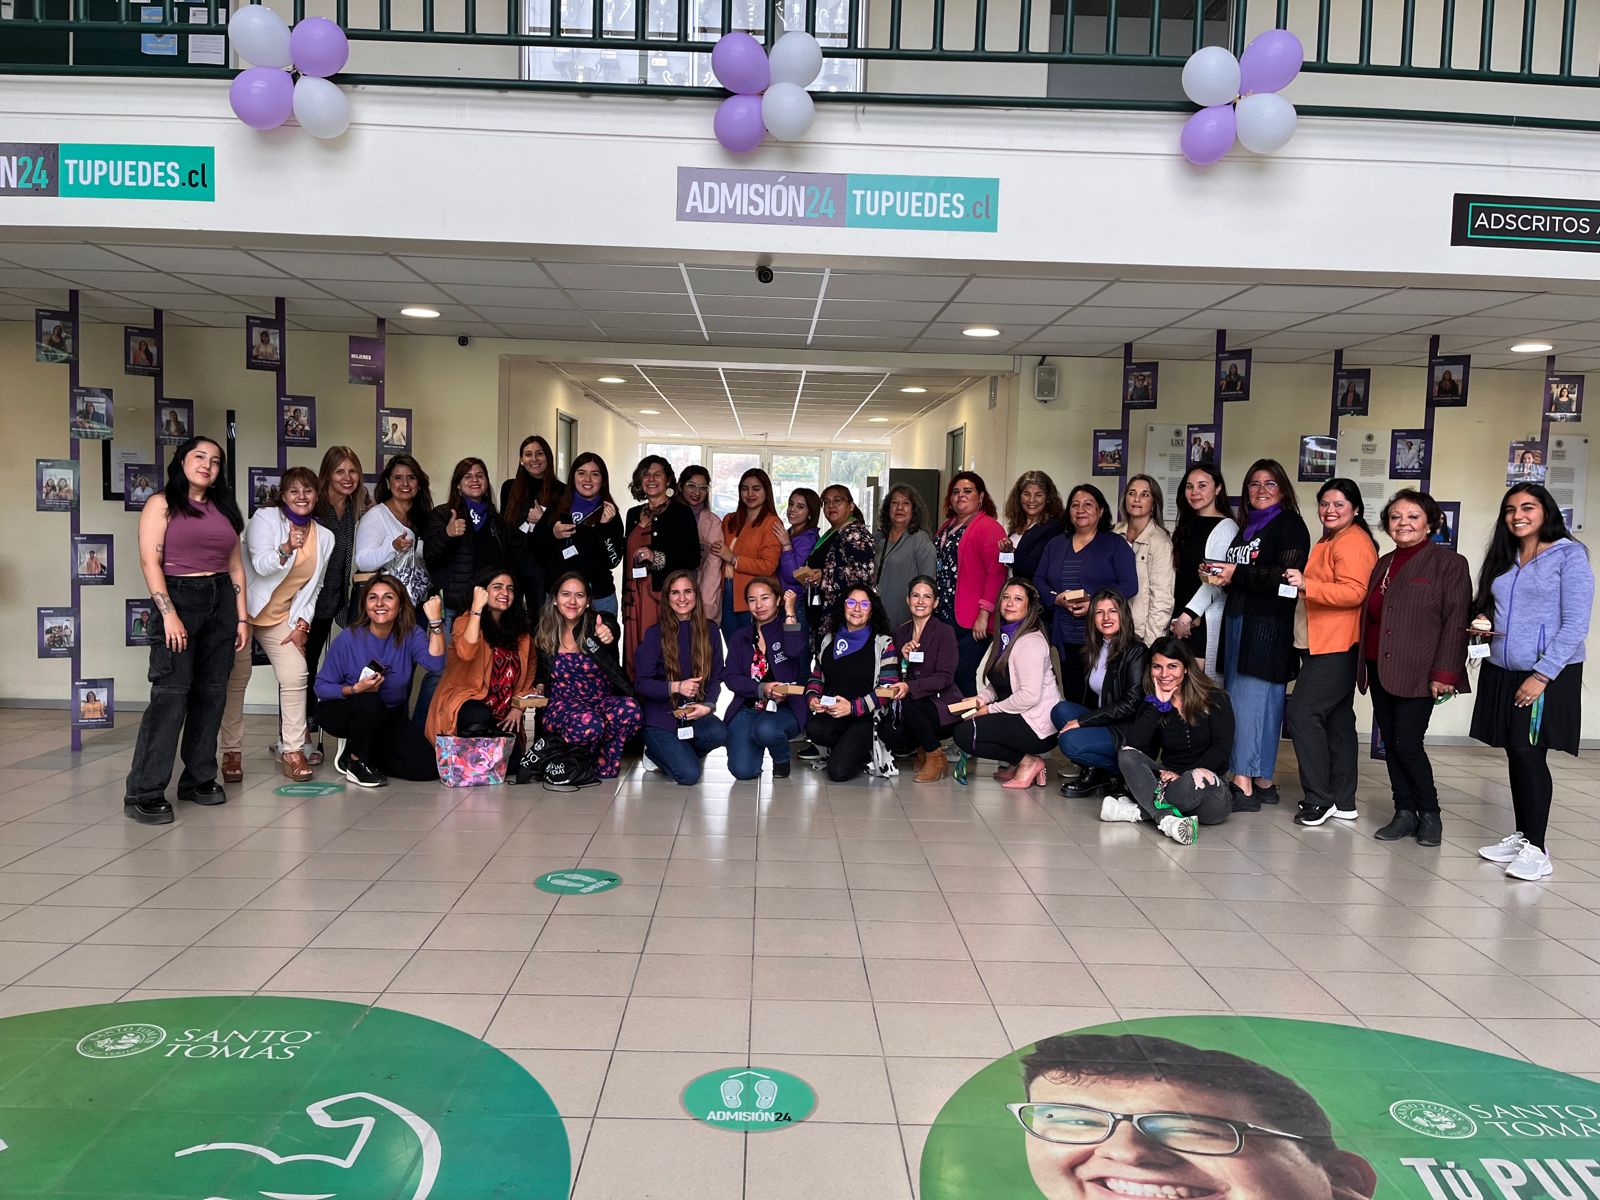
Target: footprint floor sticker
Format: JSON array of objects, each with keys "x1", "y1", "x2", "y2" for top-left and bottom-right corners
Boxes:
[{"x1": 682, "y1": 1066, "x2": 817, "y2": 1132}]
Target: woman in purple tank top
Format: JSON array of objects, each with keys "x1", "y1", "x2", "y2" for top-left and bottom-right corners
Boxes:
[{"x1": 123, "y1": 437, "x2": 250, "y2": 825}]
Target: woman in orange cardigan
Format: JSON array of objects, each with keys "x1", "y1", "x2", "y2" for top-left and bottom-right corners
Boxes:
[
  {"x1": 425, "y1": 567, "x2": 537, "y2": 742},
  {"x1": 715, "y1": 467, "x2": 789, "y2": 636},
  {"x1": 1282, "y1": 479, "x2": 1379, "y2": 828}
]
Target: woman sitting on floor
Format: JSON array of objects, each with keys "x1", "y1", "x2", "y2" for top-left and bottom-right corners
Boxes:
[
  {"x1": 804, "y1": 585, "x2": 900, "y2": 783},
  {"x1": 425, "y1": 567, "x2": 537, "y2": 747}
]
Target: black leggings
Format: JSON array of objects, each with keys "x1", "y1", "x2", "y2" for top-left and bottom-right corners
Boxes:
[
  {"x1": 806, "y1": 712, "x2": 876, "y2": 782},
  {"x1": 1507, "y1": 733, "x2": 1554, "y2": 850},
  {"x1": 303, "y1": 614, "x2": 336, "y2": 731},
  {"x1": 882, "y1": 697, "x2": 953, "y2": 754},
  {"x1": 953, "y1": 712, "x2": 1054, "y2": 761},
  {"x1": 1367, "y1": 666, "x2": 1439, "y2": 814},
  {"x1": 317, "y1": 694, "x2": 439, "y2": 780}
]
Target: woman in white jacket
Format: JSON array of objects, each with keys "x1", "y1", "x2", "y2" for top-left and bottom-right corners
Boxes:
[
  {"x1": 1168, "y1": 464, "x2": 1239, "y2": 676},
  {"x1": 219, "y1": 467, "x2": 335, "y2": 782},
  {"x1": 354, "y1": 455, "x2": 431, "y2": 608}
]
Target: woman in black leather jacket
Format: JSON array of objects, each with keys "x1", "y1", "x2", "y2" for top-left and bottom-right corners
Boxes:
[{"x1": 1051, "y1": 589, "x2": 1149, "y2": 798}]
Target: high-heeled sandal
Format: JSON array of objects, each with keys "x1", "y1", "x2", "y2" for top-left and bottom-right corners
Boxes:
[
  {"x1": 280, "y1": 751, "x2": 314, "y2": 782},
  {"x1": 222, "y1": 750, "x2": 243, "y2": 783}
]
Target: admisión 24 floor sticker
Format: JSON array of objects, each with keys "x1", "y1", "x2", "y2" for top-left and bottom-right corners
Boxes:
[
  {"x1": 0, "y1": 995, "x2": 568, "y2": 1199},
  {"x1": 919, "y1": 1015, "x2": 1600, "y2": 1200}
]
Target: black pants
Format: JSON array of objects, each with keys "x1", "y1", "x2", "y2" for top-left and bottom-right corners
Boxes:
[
  {"x1": 1366, "y1": 664, "x2": 1439, "y2": 814},
  {"x1": 882, "y1": 697, "x2": 952, "y2": 754},
  {"x1": 317, "y1": 694, "x2": 439, "y2": 780},
  {"x1": 806, "y1": 712, "x2": 876, "y2": 782},
  {"x1": 1285, "y1": 647, "x2": 1359, "y2": 811},
  {"x1": 303, "y1": 614, "x2": 336, "y2": 731},
  {"x1": 125, "y1": 574, "x2": 239, "y2": 806},
  {"x1": 1118, "y1": 746, "x2": 1232, "y2": 824},
  {"x1": 1057, "y1": 642, "x2": 1088, "y2": 706},
  {"x1": 953, "y1": 712, "x2": 1054, "y2": 762}
]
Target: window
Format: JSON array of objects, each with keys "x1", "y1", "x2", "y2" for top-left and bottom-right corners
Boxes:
[
  {"x1": 827, "y1": 450, "x2": 888, "y2": 508},
  {"x1": 710, "y1": 450, "x2": 763, "y2": 514},
  {"x1": 556, "y1": 412, "x2": 577, "y2": 478},
  {"x1": 769, "y1": 453, "x2": 822, "y2": 502}
]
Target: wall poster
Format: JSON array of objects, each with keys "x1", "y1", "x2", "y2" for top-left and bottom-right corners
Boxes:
[{"x1": 1141, "y1": 423, "x2": 1186, "y2": 525}]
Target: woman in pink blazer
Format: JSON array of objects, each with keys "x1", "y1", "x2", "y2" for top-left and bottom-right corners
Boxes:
[
  {"x1": 952, "y1": 579, "x2": 1063, "y2": 788},
  {"x1": 933, "y1": 470, "x2": 1008, "y2": 695}
]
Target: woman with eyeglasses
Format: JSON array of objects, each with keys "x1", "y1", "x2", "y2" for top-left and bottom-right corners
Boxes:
[
  {"x1": 678, "y1": 464, "x2": 725, "y2": 622},
  {"x1": 721, "y1": 578, "x2": 808, "y2": 779},
  {"x1": 634, "y1": 570, "x2": 727, "y2": 785},
  {"x1": 1281, "y1": 479, "x2": 1379, "y2": 828},
  {"x1": 1202, "y1": 459, "x2": 1310, "y2": 811},
  {"x1": 1359, "y1": 489, "x2": 1471, "y2": 848},
  {"x1": 1168, "y1": 464, "x2": 1239, "y2": 676},
  {"x1": 999, "y1": 470, "x2": 1065, "y2": 585},
  {"x1": 804, "y1": 585, "x2": 900, "y2": 782},
  {"x1": 951, "y1": 578, "x2": 1062, "y2": 789},
  {"x1": 1116, "y1": 474, "x2": 1175, "y2": 646},
  {"x1": 880, "y1": 574, "x2": 962, "y2": 783},
  {"x1": 874, "y1": 484, "x2": 937, "y2": 629},
  {"x1": 933, "y1": 471, "x2": 1009, "y2": 696},
  {"x1": 622, "y1": 455, "x2": 700, "y2": 678},
  {"x1": 1034, "y1": 484, "x2": 1138, "y2": 705}
]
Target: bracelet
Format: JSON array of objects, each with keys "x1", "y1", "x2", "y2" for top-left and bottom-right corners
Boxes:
[
  {"x1": 428, "y1": 621, "x2": 444, "y2": 632},
  {"x1": 237, "y1": 619, "x2": 248, "y2": 625},
  {"x1": 470, "y1": 610, "x2": 484, "y2": 617},
  {"x1": 1533, "y1": 673, "x2": 1551, "y2": 685}
]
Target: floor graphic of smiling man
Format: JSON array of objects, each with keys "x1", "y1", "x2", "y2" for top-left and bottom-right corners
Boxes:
[{"x1": 1011, "y1": 1034, "x2": 1379, "y2": 1200}]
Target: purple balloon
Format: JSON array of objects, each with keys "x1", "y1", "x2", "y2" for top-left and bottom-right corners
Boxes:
[
  {"x1": 1180, "y1": 104, "x2": 1236, "y2": 165},
  {"x1": 713, "y1": 94, "x2": 766, "y2": 154},
  {"x1": 229, "y1": 67, "x2": 294, "y2": 130},
  {"x1": 289, "y1": 16, "x2": 350, "y2": 79},
  {"x1": 1239, "y1": 28, "x2": 1304, "y2": 95},
  {"x1": 711, "y1": 31, "x2": 770, "y2": 95}
]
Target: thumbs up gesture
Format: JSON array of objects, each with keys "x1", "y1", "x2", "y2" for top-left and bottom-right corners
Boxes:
[{"x1": 446, "y1": 508, "x2": 466, "y2": 538}]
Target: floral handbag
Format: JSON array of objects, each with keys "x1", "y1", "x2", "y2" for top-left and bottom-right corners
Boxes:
[{"x1": 434, "y1": 735, "x2": 514, "y2": 787}]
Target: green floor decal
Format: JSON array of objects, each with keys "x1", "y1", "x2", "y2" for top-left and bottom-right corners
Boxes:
[
  {"x1": 533, "y1": 869, "x2": 622, "y2": 895},
  {"x1": 920, "y1": 1015, "x2": 1600, "y2": 1200},
  {"x1": 0, "y1": 995, "x2": 569, "y2": 1199},
  {"x1": 682, "y1": 1066, "x2": 817, "y2": 1131}
]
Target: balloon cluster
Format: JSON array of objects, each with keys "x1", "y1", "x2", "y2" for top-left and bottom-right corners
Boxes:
[
  {"x1": 1178, "y1": 30, "x2": 1303, "y2": 166},
  {"x1": 228, "y1": 10, "x2": 352, "y2": 139},
  {"x1": 711, "y1": 30, "x2": 824, "y2": 154}
]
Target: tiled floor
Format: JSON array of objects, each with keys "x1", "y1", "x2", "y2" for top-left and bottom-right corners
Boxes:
[{"x1": 3, "y1": 707, "x2": 1600, "y2": 1197}]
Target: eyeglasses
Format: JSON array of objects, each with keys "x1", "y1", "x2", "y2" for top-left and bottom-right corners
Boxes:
[
  {"x1": 844, "y1": 598, "x2": 872, "y2": 610},
  {"x1": 1006, "y1": 1103, "x2": 1305, "y2": 1156},
  {"x1": 1247, "y1": 480, "x2": 1281, "y2": 492}
]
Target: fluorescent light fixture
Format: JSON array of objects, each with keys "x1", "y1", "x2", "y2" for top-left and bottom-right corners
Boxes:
[
  {"x1": 598, "y1": 375, "x2": 627, "y2": 384},
  {"x1": 400, "y1": 306, "x2": 440, "y2": 319},
  {"x1": 868, "y1": 417, "x2": 889, "y2": 423},
  {"x1": 1510, "y1": 341, "x2": 1554, "y2": 353},
  {"x1": 847, "y1": 438, "x2": 863, "y2": 443},
  {"x1": 639, "y1": 408, "x2": 661, "y2": 415},
  {"x1": 899, "y1": 385, "x2": 927, "y2": 394},
  {"x1": 963, "y1": 326, "x2": 1002, "y2": 338}
]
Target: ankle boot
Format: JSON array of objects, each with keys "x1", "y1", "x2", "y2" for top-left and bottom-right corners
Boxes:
[
  {"x1": 1061, "y1": 767, "x2": 1110, "y2": 798},
  {"x1": 1374, "y1": 810, "x2": 1419, "y2": 841},
  {"x1": 1415, "y1": 812, "x2": 1443, "y2": 847},
  {"x1": 912, "y1": 748, "x2": 927, "y2": 776},
  {"x1": 915, "y1": 750, "x2": 949, "y2": 783}
]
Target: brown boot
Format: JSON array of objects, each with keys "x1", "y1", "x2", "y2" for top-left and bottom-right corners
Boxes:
[
  {"x1": 222, "y1": 750, "x2": 243, "y2": 783},
  {"x1": 911, "y1": 748, "x2": 927, "y2": 775},
  {"x1": 915, "y1": 750, "x2": 949, "y2": 783}
]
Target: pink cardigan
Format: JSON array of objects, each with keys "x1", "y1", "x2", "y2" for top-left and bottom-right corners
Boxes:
[
  {"x1": 976, "y1": 630, "x2": 1063, "y2": 739},
  {"x1": 939, "y1": 512, "x2": 1008, "y2": 629}
]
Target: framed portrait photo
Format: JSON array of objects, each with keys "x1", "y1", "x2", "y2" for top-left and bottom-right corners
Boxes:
[
  {"x1": 126, "y1": 599, "x2": 157, "y2": 647},
  {"x1": 278, "y1": 395, "x2": 317, "y2": 449},
  {"x1": 1389, "y1": 429, "x2": 1430, "y2": 479},
  {"x1": 1298, "y1": 435, "x2": 1337, "y2": 482},
  {"x1": 37, "y1": 607, "x2": 76, "y2": 659},
  {"x1": 1429, "y1": 355, "x2": 1470, "y2": 407},
  {"x1": 123, "y1": 463, "x2": 159, "y2": 511},
  {"x1": 36, "y1": 459, "x2": 78, "y2": 512},
  {"x1": 248, "y1": 467, "x2": 282, "y2": 516},
  {"x1": 1546, "y1": 373, "x2": 1584, "y2": 423},
  {"x1": 125, "y1": 325, "x2": 161, "y2": 377},
  {"x1": 73, "y1": 679, "x2": 114, "y2": 730},
  {"x1": 1122, "y1": 362, "x2": 1158, "y2": 410},
  {"x1": 1186, "y1": 424, "x2": 1219, "y2": 467},
  {"x1": 72, "y1": 534, "x2": 114, "y2": 586},
  {"x1": 70, "y1": 386, "x2": 113, "y2": 441},
  {"x1": 156, "y1": 399, "x2": 194, "y2": 447},
  {"x1": 1216, "y1": 350, "x2": 1252, "y2": 402},
  {"x1": 379, "y1": 407, "x2": 412, "y2": 456},
  {"x1": 246, "y1": 314, "x2": 284, "y2": 371},
  {"x1": 1332, "y1": 368, "x2": 1370, "y2": 418},
  {"x1": 1091, "y1": 430, "x2": 1125, "y2": 476},
  {"x1": 35, "y1": 308, "x2": 74, "y2": 364}
]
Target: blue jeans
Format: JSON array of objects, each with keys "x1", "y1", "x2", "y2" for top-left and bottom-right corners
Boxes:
[
  {"x1": 726, "y1": 705, "x2": 799, "y2": 779},
  {"x1": 722, "y1": 579, "x2": 752, "y2": 634},
  {"x1": 592, "y1": 594, "x2": 618, "y2": 615},
  {"x1": 642, "y1": 715, "x2": 728, "y2": 785},
  {"x1": 1050, "y1": 700, "x2": 1118, "y2": 770},
  {"x1": 954, "y1": 624, "x2": 988, "y2": 696},
  {"x1": 412, "y1": 603, "x2": 451, "y2": 729}
]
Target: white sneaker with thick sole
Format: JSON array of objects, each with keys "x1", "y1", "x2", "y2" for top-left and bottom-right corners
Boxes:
[
  {"x1": 1504, "y1": 843, "x2": 1553, "y2": 881},
  {"x1": 1331, "y1": 805, "x2": 1358, "y2": 820},
  {"x1": 1478, "y1": 832, "x2": 1527, "y2": 864},
  {"x1": 1158, "y1": 814, "x2": 1198, "y2": 845},
  {"x1": 1099, "y1": 794, "x2": 1145, "y2": 823}
]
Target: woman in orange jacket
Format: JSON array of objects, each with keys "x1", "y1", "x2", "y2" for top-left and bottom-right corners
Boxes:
[
  {"x1": 425, "y1": 567, "x2": 538, "y2": 744},
  {"x1": 715, "y1": 467, "x2": 789, "y2": 635},
  {"x1": 1282, "y1": 479, "x2": 1379, "y2": 827}
]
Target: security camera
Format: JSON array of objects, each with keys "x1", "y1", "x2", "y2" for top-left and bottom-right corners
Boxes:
[
  {"x1": 457, "y1": 335, "x2": 471, "y2": 347},
  {"x1": 755, "y1": 265, "x2": 775, "y2": 285}
]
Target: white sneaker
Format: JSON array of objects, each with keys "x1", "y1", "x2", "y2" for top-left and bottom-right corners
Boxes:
[
  {"x1": 1331, "y1": 804, "x2": 1359, "y2": 820},
  {"x1": 1159, "y1": 814, "x2": 1198, "y2": 845},
  {"x1": 1100, "y1": 794, "x2": 1145, "y2": 823},
  {"x1": 1478, "y1": 832, "x2": 1527, "y2": 864},
  {"x1": 1505, "y1": 843, "x2": 1553, "y2": 881}
]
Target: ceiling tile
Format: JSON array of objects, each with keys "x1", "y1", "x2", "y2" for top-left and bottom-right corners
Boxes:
[
  {"x1": 954, "y1": 277, "x2": 1107, "y2": 306},
  {"x1": 542, "y1": 262, "x2": 686, "y2": 292},
  {"x1": 310, "y1": 281, "x2": 456, "y2": 304},
  {"x1": 115, "y1": 246, "x2": 286, "y2": 275},
  {"x1": 1286, "y1": 313, "x2": 1433, "y2": 335},
  {"x1": 942, "y1": 302, "x2": 1068, "y2": 324},
  {"x1": 436, "y1": 284, "x2": 563, "y2": 308},
  {"x1": 687, "y1": 267, "x2": 823, "y2": 300},
  {"x1": 454, "y1": 305, "x2": 597, "y2": 328},
  {"x1": 0, "y1": 244, "x2": 149, "y2": 270},
  {"x1": 1476, "y1": 295, "x2": 1600, "y2": 321},
  {"x1": 1061, "y1": 306, "x2": 1198, "y2": 328},
  {"x1": 1407, "y1": 316, "x2": 1563, "y2": 337},
  {"x1": 567, "y1": 289, "x2": 695, "y2": 315},
  {"x1": 1086, "y1": 282, "x2": 1250, "y2": 308},
  {"x1": 394, "y1": 256, "x2": 554, "y2": 287},
  {"x1": 1169, "y1": 308, "x2": 1306, "y2": 331},
  {"x1": 253, "y1": 251, "x2": 423, "y2": 281},
  {"x1": 696, "y1": 295, "x2": 817, "y2": 319},
  {"x1": 120, "y1": 292, "x2": 250, "y2": 312},
  {"x1": 179, "y1": 275, "x2": 334, "y2": 299},
  {"x1": 1215, "y1": 285, "x2": 1394, "y2": 312},
  {"x1": 1342, "y1": 288, "x2": 1535, "y2": 316},
  {"x1": 1252, "y1": 331, "x2": 1373, "y2": 349},
  {"x1": 819, "y1": 299, "x2": 946, "y2": 322},
  {"x1": 826, "y1": 273, "x2": 966, "y2": 302}
]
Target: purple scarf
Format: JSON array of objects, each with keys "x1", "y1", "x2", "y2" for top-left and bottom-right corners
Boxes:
[
  {"x1": 1240, "y1": 502, "x2": 1281, "y2": 543},
  {"x1": 999, "y1": 619, "x2": 1022, "y2": 649},
  {"x1": 569, "y1": 492, "x2": 601, "y2": 523},
  {"x1": 832, "y1": 626, "x2": 872, "y2": 659},
  {"x1": 462, "y1": 495, "x2": 491, "y2": 529},
  {"x1": 281, "y1": 505, "x2": 313, "y2": 528}
]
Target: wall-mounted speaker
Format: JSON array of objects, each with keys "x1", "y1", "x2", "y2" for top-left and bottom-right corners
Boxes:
[{"x1": 1035, "y1": 363, "x2": 1060, "y2": 403}]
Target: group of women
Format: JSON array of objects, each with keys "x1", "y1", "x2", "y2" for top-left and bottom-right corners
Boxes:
[{"x1": 120, "y1": 434, "x2": 1591, "y2": 883}]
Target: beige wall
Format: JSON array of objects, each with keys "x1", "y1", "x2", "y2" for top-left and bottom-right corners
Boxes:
[
  {"x1": 2, "y1": 322, "x2": 636, "y2": 710},
  {"x1": 888, "y1": 374, "x2": 1017, "y2": 500}
]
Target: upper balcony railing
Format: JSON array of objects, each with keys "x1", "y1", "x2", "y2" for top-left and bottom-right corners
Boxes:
[{"x1": 3, "y1": 0, "x2": 1597, "y2": 131}]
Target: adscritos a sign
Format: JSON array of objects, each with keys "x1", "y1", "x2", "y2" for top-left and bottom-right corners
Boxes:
[
  {"x1": 1452, "y1": 192, "x2": 1600, "y2": 254},
  {"x1": 0, "y1": 996, "x2": 569, "y2": 1198},
  {"x1": 682, "y1": 1065, "x2": 818, "y2": 1131},
  {"x1": 921, "y1": 1015, "x2": 1600, "y2": 1200},
  {"x1": 0, "y1": 142, "x2": 215, "y2": 201},
  {"x1": 677, "y1": 166, "x2": 998, "y2": 232}
]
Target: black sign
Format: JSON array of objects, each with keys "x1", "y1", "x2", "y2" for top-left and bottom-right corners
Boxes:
[
  {"x1": 0, "y1": 143, "x2": 60, "y2": 197},
  {"x1": 1452, "y1": 192, "x2": 1600, "y2": 253}
]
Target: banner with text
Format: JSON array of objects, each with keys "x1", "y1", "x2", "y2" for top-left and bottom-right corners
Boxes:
[{"x1": 677, "y1": 167, "x2": 998, "y2": 232}]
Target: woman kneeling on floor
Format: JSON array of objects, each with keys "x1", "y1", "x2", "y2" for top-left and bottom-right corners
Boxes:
[
  {"x1": 536, "y1": 571, "x2": 642, "y2": 780},
  {"x1": 804, "y1": 585, "x2": 900, "y2": 782},
  {"x1": 881, "y1": 575, "x2": 962, "y2": 783},
  {"x1": 425, "y1": 568, "x2": 537, "y2": 749},
  {"x1": 952, "y1": 579, "x2": 1063, "y2": 788},
  {"x1": 635, "y1": 570, "x2": 727, "y2": 784},
  {"x1": 314, "y1": 575, "x2": 445, "y2": 787},
  {"x1": 722, "y1": 578, "x2": 808, "y2": 780},
  {"x1": 1101, "y1": 635, "x2": 1235, "y2": 845},
  {"x1": 1051, "y1": 588, "x2": 1148, "y2": 800}
]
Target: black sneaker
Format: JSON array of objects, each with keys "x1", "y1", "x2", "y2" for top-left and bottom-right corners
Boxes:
[
  {"x1": 1230, "y1": 784, "x2": 1261, "y2": 814},
  {"x1": 772, "y1": 760, "x2": 791, "y2": 778},
  {"x1": 795, "y1": 742, "x2": 820, "y2": 761},
  {"x1": 1295, "y1": 803, "x2": 1335, "y2": 827},
  {"x1": 342, "y1": 755, "x2": 388, "y2": 789},
  {"x1": 1255, "y1": 783, "x2": 1281, "y2": 805},
  {"x1": 124, "y1": 799, "x2": 174, "y2": 824}
]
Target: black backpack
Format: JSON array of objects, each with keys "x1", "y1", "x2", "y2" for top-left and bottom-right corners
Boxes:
[{"x1": 514, "y1": 734, "x2": 599, "y2": 789}]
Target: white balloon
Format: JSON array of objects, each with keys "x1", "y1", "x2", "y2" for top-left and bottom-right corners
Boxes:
[
  {"x1": 1181, "y1": 45, "x2": 1241, "y2": 108},
  {"x1": 1235, "y1": 92, "x2": 1297, "y2": 154},
  {"x1": 292, "y1": 76, "x2": 351, "y2": 139},
  {"x1": 768, "y1": 31, "x2": 823, "y2": 88},
  {"x1": 230, "y1": 4, "x2": 293, "y2": 69},
  {"x1": 761, "y1": 82, "x2": 815, "y2": 141}
]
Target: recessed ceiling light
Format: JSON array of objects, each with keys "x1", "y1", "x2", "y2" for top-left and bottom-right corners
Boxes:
[
  {"x1": 868, "y1": 417, "x2": 889, "y2": 423},
  {"x1": 963, "y1": 326, "x2": 1002, "y2": 338},
  {"x1": 639, "y1": 408, "x2": 661, "y2": 415},
  {"x1": 899, "y1": 386, "x2": 927, "y2": 394},
  {"x1": 847, "y1": 438, "x2": 863, "y2": 443},
  {"x1": 1510, "y1": 341, "x2": 1554, "y2": 353},
  {"x1": 400, "y1": 306, "x2": 440, "y2": 319},
  {"x1": 598, "y1": 375, "x2": 627, "y2": 384}
]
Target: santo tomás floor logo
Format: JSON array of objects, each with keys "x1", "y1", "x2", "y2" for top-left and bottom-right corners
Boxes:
[
  {"x1": 0, "y1": 995, "x2": 569, "y2": 1199},
  {"x1": 1390, "y1": 1098, "x2": 1479, "y2": 1139}
]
